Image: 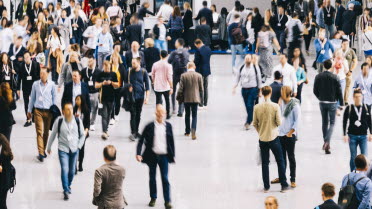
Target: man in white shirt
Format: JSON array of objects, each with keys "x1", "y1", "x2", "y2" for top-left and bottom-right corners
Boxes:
[
  {"x1": 271, "y1": 54, "x2": 298, "y2": 97},
  {"x1": 83, "y1": 18, "x2": 103, "y2": 50},
  {"x1": 1, "y1": 21, "x2": 14, "y2": 53},
  {"x1": 156, "y1": 0, "x2": 173, "y2": 21}
]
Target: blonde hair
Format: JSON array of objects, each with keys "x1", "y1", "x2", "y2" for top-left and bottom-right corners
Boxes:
[
  {"x1": 281, "y1": 86, "x2": 292, "y2": 99},
  {"x1": 184, "y1": 2, "x2": 192, "y2": 11},
  {"x1": 187, "y1": 61, "x2": 195, "y2": 69},
  {"x1": 110, "y1": 51, "x2": 123, "y2": 64},
  {"x1": 144, "y1": 38, "x2": 155, "y2": 48},
  {"x1": 103, "y1": 60, "x2": 111, "y2": 70}
]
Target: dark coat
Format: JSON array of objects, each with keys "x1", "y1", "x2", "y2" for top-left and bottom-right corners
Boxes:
[
  {"x1": 195, "y1": 7, "x2": 213, "y2": 28},
  {"x1": 73, "y1": 106, "x2": 90, "y2": 130},
  {"x1": 61, "y1": 82, "x2": 91, "y2": 111},
  {"x1": 70, "y1": 16, "x2": 85, "y2": 40},
  {"x1": 0, "y1": 64, "x2": 17, "y2": 91},
  {"x1": 136, "y1": 122, "x2": 175, "y2": 164},
  {"x1": 144, "y1": 47, "x2": 160, "y2": 73},
  {"x1": 125, "y1": 24, "x2": 142, "y2": 45},
  {"x1": 8, "y1": 44, "x2": 26, "y2": 73},
  {"x1": 315, "y1": 199, "x2": 341, "y2": 209},
  {"x1": 153, "y1": 23, "x2": 169, "y2": 40},
  {"x1": 183, "y1": 9, "x2": 193, "y2": 31},
  {"x1": 194, "y1": 45, "x2": 212, "y2": 77},
  {"x1": 0, "y1": 97, "x2": 16, "y2": 127},
  {"x1": 252, "y1": 13, "x2": 264, "y2": 34},
  {"x1": 110, "y1": 25, "x2": 125, "y2": 43},
  {"x1": 270, "y1": 81, "x2": 283, "y2": 104},
  {"x1": 335, "y1": 5, "x2": 346, "y2": 29},
  {"x1": 0, "y1": 152, "x2": 12, "y2": 191},
  {"x1": 195, "y1": 24, "x2": 212, "y2": 46},
  {"x1": 342, "y1": 10, "x2": 357, "y2": 35},
  {"x1": 49, "y1": 105, "x2": 61, "y2": 130},
  {"x1": 125, "y1": 50, "x2": 146, "y2": 69},
  {"x1": 16, "y1": 0, "x2": 32, "y2": 20},
  {"x1": 17, "y1": 61, "x2": 40, "y2": 92}
]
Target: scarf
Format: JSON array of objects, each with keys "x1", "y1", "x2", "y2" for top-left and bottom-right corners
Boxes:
[{"x1": 283, "y1": 98, "x2": 300, "y2": 118}]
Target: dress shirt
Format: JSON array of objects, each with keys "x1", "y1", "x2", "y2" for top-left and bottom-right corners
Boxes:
[
  {"x1": 47, "y1": 116, "x2": 85, "y2": 153},
  {"x1": 157, "y1": 4, "x2": 174, "y2": 21},
  {"x1": 97, "y1": 32, "x2": 113, "y2": 53},
  {"x1": 152, "y1": 121, "x2": 167, "y2": 155},
  {"x1": 341, "y1": 171, "x2": 372, "y2": 209},
  {"x1": 83, "y1": 25, "x2": 102, "y2": 49},
  {"x1": 72, "y1": 82, "x2": 81, "y2": 106},
  {"x1": 279, "y1": 100, "x2": 301, "y2": 136},
  {"x1": 253, "y1": 99, "x2": 282, "y2": 142},
  {"x1": 235, "y1": 63, "x2": 262, "y2": 88},
  {"x1": 272, "y1": 63, "x2": 298, "y2": 93},
  {"x1": 151, "y1": 60, "x2": 173, "y2": 92},
  {"x1": 28, "y1": 80, "x2": 57, "y2": 112}
]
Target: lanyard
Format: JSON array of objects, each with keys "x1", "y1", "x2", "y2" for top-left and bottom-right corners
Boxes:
[
  {"x1": 25, "y1": 63, "x2": 32, "y2": 75},
  {"x1": 3, "y1": 65, "x2": 9, "y2": 75},
  {"x1": 13, "y1": 45, "x2": 21, "y2": 56},
  {"x1": 86, "y1": 68, "x2": 95, "y2": 80},
  {"x1": 353, "y1": 105, "x2": 363, "y2": 122},
  {"x1": 360, "y1": 74, "x2": 371, "y2": 95},
  {"x1": 39, "y1": 80, "x2": 49, "y2": 97},
  {"x1": 278, "y1": 14, "x2": 284, "y2": 23},
  {"x1": 325, "y1": 6, "x2": 331, "y2": 14}
]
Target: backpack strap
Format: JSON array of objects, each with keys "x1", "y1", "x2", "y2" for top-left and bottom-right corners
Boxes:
[
  {"x1": 75, "y1": 117, "x2": 81, "y2": 138},
  {"x1": 353, "y1": 176, "x2": 366, "y2": 187},
  {"x1": 253, "y1": 65, "x2": 259, "y2": 86},
  {"x1": 57, "y1": 118, "x2": 63, "y2": 138}
]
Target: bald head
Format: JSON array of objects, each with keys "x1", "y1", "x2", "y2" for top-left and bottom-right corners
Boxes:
[
  {"x1": 103, "y1": 145, "x2": 117, "y2": 162},
  {"x1": 132, "y1": 41, "x2": 140, "y2": 52}
]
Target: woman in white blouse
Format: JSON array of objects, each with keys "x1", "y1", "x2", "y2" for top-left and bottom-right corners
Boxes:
[
  {"x1": 47, "y1": 27, "x2": 65, "y2": 84},
  {"x1": 211, "y1": 4, "x2": 219, "y2": 30},
  {"x1": 56, "y1": 9, "x2": 71, "y2": 48}
]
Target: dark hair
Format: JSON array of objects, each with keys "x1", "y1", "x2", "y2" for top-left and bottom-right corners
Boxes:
[
  {"x1": 6, "y1": 20, "x2": 13, "y2": 28},
  {"x1": 48, "y1": 3, "x2": 55, "y2": 12},
  {"x1": 72, "y1": 68, "x2": 81, "y2": 75},
  {"x1": 323, "y1": 59, "x2": 333, "y2": 70},
  {"x1": 23, "y1": 51, "x2": 31, "y2": 57},
  {"x1": 355, "y1": 154, "x2": 367, "y2": 170},
  {"x1": 202, "y1": 1, "x2": 208, "y2": 6},
  {"x1": 321, "y1": 183, "x2": 336, "y2": 197},
  {"x1": 211, "y1": 4, "x2": 217, "y2": 12},
  {"x1": 176, "y1": 38, "x2": 185, "y2": 46},
  {"x1": 0, "y1": 133, "x2": 13, "y2": 160},
  {"x1": 103, "y1": 145, "x2": 117, "y2": 161},
  {"x1": 292, "y1": 11, "x2": 299, "y2": 18},
  {"x1": 253, "y1": 7, "x2": 259, "y2": 14},
  {"x1": 221, "y1": 7, "x2": 228, "y2": 16},
  {"x1": 74, "y1": 95, "x2": 89, "y2": 114},
  {"x1": 48, "y1": 16, "x2": 54, "y2": 23},
  {"x1": 84, "y1": 49, "x2": 95, "y2": 58},
  {"x1": 274, "y1": 71, "x2": 283, "y2": 80},
  {"x1": 341, "y1": 38, "x2": 349, "y2": 43},
  {"x1": 200, "y1": 16, "x2": 206, "y2": 23},
  {"x1": 172, "y1": 6, "x2": 181, "y2": 17},
  {"x1": 362, "y1": 62, "x2": 369, "y2": 69},
  {"x1": 194, "y1": 39, "x2": 203, "y2": 45},
  {"x1": 62, "y1": 101, "x2": 73, "y2": 110},
  {"x1": 239, "y1": 5, "x2": 245, "y2": 12},
  {"x1": 235, "y1": 0, "x2": 241, "y2": 8},
  {"x1": 160, "y1": 50, "x2": 168, "y2": 58},
  {"x1": 261, "y1": 86, "x2": 272, "y2": 96},
  {"x1": 354, "y1": 89, "x2": 363, "y2": 96},
  {"x1": 234, "y1": 13, "x2": 240, "y2": 19}
]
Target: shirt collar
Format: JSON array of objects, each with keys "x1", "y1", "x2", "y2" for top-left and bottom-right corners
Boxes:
[
  {"x1": 73, "y1": 81, "x2": 81, "y2": 86},
  {"x1": 155, "y1": 120, "x2": 166, "y2": 126},
  {"x1": 187, "y1": 68, "x2": 195, "y2": 72}
]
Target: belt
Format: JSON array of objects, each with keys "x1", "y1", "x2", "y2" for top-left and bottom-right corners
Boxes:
[
  {"x1": 242, "y1": 87, "x2": 258, "y2": 90},
  {"x1": 35, "y1": 108, "x2": 50, "y2": 111}
]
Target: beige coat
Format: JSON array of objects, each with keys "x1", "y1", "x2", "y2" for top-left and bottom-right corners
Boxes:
[
  {"x1": 253, "y1": 99, "x2": 282, "y2": 142},
  {"x1": 176, "y1": 70, "x2": 204, "y2": 104}
]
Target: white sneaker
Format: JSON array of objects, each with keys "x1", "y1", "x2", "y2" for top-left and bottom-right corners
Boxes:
[
  {"x1": 90, "y1": 125, "x2": 96, "y2": 131},
  {"x1": 109, "y1": 119, "x2": 116, "y2": 125},
  {"x1": 203, "y1": 106, "x2": 208, "y2": 110}
]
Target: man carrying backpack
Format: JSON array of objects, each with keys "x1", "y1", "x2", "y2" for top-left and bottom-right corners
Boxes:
[
  {"x1": 46, "y1": 102, "x2": 85, "y2": 201},
  {"x1": 228, "y1": 14, "x2": 246, "y2": 73},
  {"x1": 339, "y1": 154, "x2": 372, "y2": 209},
  {"x1": 168, "y1": 38, "x2": 189, "y2": 117}
]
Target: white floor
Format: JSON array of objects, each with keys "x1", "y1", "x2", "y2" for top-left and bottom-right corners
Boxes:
[{"x1": 6, "y1": 47, "x2": 367, "y2": 209}]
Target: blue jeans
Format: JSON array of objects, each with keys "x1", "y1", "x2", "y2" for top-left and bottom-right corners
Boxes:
[
  {"x1": 184, "y1": 103, "x2": 198, "y2": 134},
  {"x1": 58, "y1": 150, "x2": 79, "y2": 193},
  {"x1": 325, "y1": 24, "x2": 335, "y2": 39},
  {"x1": 241, "y1": 87, "x2": 258, "y2": 124},
  {"x1": 275, "y1": 30, "x2": 286, "y2": 53},
  {"x1": 348, "y1": 134, "x2": 368, "y2": 171},
  {"x1": 231, "y1": 44, "x2": 245, "y2": 69},
  {"x1": 319, "y1": 102, "x2": 338, "y2": 143},
  {"x1": 155, "y1": 39, "x2": 167, "y2": 51},
  {"x1": 148, "y1": 155, "x2": 170, "y2": 202},
  {"x1": 259, "y1": 137, "x2": 288, "y2": 189}
]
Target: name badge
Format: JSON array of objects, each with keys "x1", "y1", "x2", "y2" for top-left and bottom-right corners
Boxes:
[
  {"x1": 301, "y1": 9, "x2": 304, "y2": 13},
  {"x1": 320, "y1": 50, "x2": 325, "y2": 54},
  {"x1": 98, "y1": 103, "x2": 103, "y2": 108},
  {"x1": 88, "y1": 81, "x2": 94, "y2": 86},
  {"x1": 277, "y1": 23, "x2": 281, "y2": 27},
  {"x1": 10, "y1": 56, "x2": 16, "y2": 61},
  {"x1": 74, "y1": 27, "x2": 77, "y2": 31},
  {"x1": 27, "y1": 76, "x2": 32, "y2": 80},
  {"x1": 5, "y1": 76, "x2": 10, "y2": 81},
  {"x1": 355, "y1": 120, "x2": 362, "y2": 127},
  {"x1": 38, "y1": 96, "x2": 43, "y2": 101},
  {"x1": 327, "y1": 14, "x2": 331, "y2": 17}
]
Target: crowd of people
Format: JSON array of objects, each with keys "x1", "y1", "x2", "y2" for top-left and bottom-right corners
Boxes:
[{"x1": 1, "y1": 0, "x2": 372, "y2": 208}]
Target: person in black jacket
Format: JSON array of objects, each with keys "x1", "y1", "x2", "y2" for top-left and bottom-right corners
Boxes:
[
  {"x1": 137, "y1": 2, "x2": 154, "y2": 20},
  {"x1": 8, "y1": 37, "x2": 26, "y2": 75},
  {"x1": 61, "y1": 69, "x2": 91, "y2": 111},
  {"x1": 74, "y1": 95, "x2": 90, "y2": 172},
  {"x1": 194, "y1": 39, "x2": 211, "y2": 108},
  {"x1": 136, "y1": 104, "x2": 175, "y2": 209},
  {"x1": 195, "y1": 17, "x2": 211, "y2": 47},
  {"x1": 335, "y1": 0, "x2": 345, "y2": 31},
  {"x1": 270, "y1": 71, "x2": 283, "y2": 104},
  {"x1": 194, "y1": 0, "x2": 213, "y2": 29},
  {"x1": 342, "y1": 4, "x2": 357, "y2": 46},
  {"x1": 314, "y1": 183, "x2": 341, "y2": 209},
  {"x1": 111, "y1": 17, "x2": 125, "y2": 43},
  {"x1": 0, "y1": 53, "x2": 17, "y2": 96},
  {"x1": 271, "y1": 5, "x2": 288, "y2": 54},
  {"x1": 144, "y1": 38, "x2": 160, "y2": 81},
  {"x1": 125, "y1": 41, "x2": 146, "y2": 69},
  {"x1": 15, "y1": 0, "x2": 32, "y2": 21},
  {"x1": 313, "y1": 59, "x2": 344, "y2": 154},
  {"x1": 252, "y1": 7, "x2": 264, "y2": 40},
  {"x1": 125, "y1": 16, "x2": 142, "y2": 46},
  {"x1": 0, "y1": 133, "x2": 14, "y2": 209},
  {"x1": 70, "y1": 9, "x2": 85, "y2": 45},
  {"x1": 182, "y1": 2, "x2": 193, "y2": 47},
  {"x1": 0, "y1": 83, "x2": 16, "y2": 141},
  {"x1": 17, "y1": 51, "x2": 40, "y2": 127}
]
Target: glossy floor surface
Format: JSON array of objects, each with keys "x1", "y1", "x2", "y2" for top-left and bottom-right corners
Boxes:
[{"x1": 7, "y1": 46, "x2": 365, "y2": 209}]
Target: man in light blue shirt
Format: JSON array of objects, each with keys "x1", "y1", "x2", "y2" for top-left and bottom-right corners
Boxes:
[
  {"x1": 47, "y1": 102, "x2": 85, "y2": 201},
  {"x1": 96, "y1": 22, "x2": 113, "y2": 70},
  {"x1": 27, "y1": 68, "x2": 57, "y2": 162},
  {"x1": 271, "y1": 86, "x2": 301, "y2": 188}
]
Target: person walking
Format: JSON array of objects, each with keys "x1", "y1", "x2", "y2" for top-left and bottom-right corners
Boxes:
[
  {"x1": 272, "y1": 54, "x2": 298, "y2": 97},
  {"x1": 229, "y1": 14, "x2": 245, "y2": 72},
  {"x1": 342, "y1": 3, "x2": 357, "y2": 47},
  {"x1": 96, "y1": 23, "x2": 113, "y2": 70},
  {"x1": 74, "y1": 95, "x2": 90, "y2": 172},
  {"x1": 93, "y1": 145, "x2": 127, "y2": 209},
  {"x1": 341, "y1": 39, "x2": 358, "y2": 105},
  {"x1": 313, "y1": 59, "x2": 344, "y2": 154},
  {"x1": 271, "y1": 5, "x2": 288, "y2": 54},
  {"x1": 61, "y1": 69, "x2": 91, "y2": 111},
  {"x1": 233, "y1": 54, "x2": 262, "y2": 130},
  {"x1": 47, "y1": 102, "x2": 85, "y2": 200},
  {"x1": 343, "y1": 89, "x2": 372, "y2": 172},
  {"x1": 17, "y1": 51, "x2": 40, "y2": 127},
  {"x1": 167, "y1": 6, "x2": 184, "y2": 51},
  {"x1": 151, "y1": 50, "x2": 173, "y2": 119},
  {"x1": 0, "y1": 133, "x2": 14, "y2": 209},
  {"x1": 136, "y1": 104, "x2": 175, "y2": 209},
  {"x1": 253, "y1": 86, "x2": 289, "y2": 193},
  {"x1": 194, "y1": 39, "x2": 211, "y2": 109},
  {"x1": 28, "y1": 68, "x2": 57, "y2": 162},
  {"x1": 109, "y1": 53, "x2": 126, "y2": 125},
  {"x1": 323, "y1": 0, "x2": 336, "y2": 39},
  {"x1": 176, "y1": 62, "x2": 204, "y2": 140},
  {"x1": 314, "y1": 29, "x2": 335, "y2": 73},
  {"x1": 195, "y1": 17, "x2": 212, "y2": 47},
  {"x1": 270, "y1": 71, "x2": 283, "y2": 104},
  {"x1": 353, "y1": 63, "x2": 372, "y2": 105},
  {"x1": 0, "y1": 83, "x2": 16, "y2": 141}
]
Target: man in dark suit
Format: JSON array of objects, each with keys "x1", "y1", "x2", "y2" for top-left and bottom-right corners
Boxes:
[
  {"x1": 125, "y1": 16, "x2": 142, "y2": 46},
  {"x1": 314, "y1": 183, "x2": 341, "y2": 209},
  {"x1": 294, "y1": 0, "x2": 309, "y2": 21},
  {"x1": 61, "y1": 69, "x2": 91, "y2": 111},
  {"x1": 195, "y1": 17, "x2": 211, "y2": 47},
  {"x1": 8, "y1": 36, "x2": 26, "y2": 74},
  {"x1": 15, "y1": 0, "x2": 32, "y2": 21},
  {"x1": 125, "y1": 41, "x2": 146, "y2": 69},
  {"x1": 70, "y1": 8, "x2": 85, "y2": 45},
  {"x1": 194, "y1": 0, "x2": 213, "y2": 29},
  {"x1": 17, "y1": 51, "x2": 40, "y2": 127},
  {"x1": 342, "y1": 4, "x2": 357, "y2": 45},
  {"x1": 136, "y1": 104, "x2": 175, "y2": 209},
  {"x1": 270, "y1": 71, "x2": 283, "y2": 104},
  {"x1": 194, "y1": 39, "x2": 211, "y2": 109},
  {"x1": 335, "y1": 0, "x2": 345, "y2": 31}
]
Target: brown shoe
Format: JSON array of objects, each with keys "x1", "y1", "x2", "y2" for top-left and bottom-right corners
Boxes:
[
  {"x1": 191, "y1": 129, "x2": 196, "y2": 140},
  {"x1": 184, "y1": 133, "x2": 190, "y2": 137},
  {"x1": 291, "y1": 182, "x2": 296, "y2": 188},
  {"x1": 270, "y1": 178, "x2": 280, "y2": 184}
]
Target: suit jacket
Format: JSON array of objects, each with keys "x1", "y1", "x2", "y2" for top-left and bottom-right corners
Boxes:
[
  {"x1": 144, "y1": 47, "x2": 160, "y2": 73},
  {"x1": 294, "y1": 1, "x2": 309, "y2": 18},
  {"x1": 137, "y1": 122, "x2": 175, "y2": 164},
  {"x1": 110, "y1": 25, "x2": 125, "y2": 43},
  {"x1": 17, "y1": 61, "x2": 41, "y2": 92},
  {"x1": 315, "y1": 199, "x2": 341, "y2": 209},
  {"x1": 342, "y1": 10, "x2": 357, "y2": 35},
  {"x1": 0, "y1": 97, "x2": 16, "y2": 127},
  {"x1": 93, "y1": 162, "x2": 127, "y2": 209},
  {"x1": 183, "y1": 9, "x2": 193, "y2": 30},
  {"x1": 335, "y1": 5, "x2": 346, "y2": 29},
  {"x1": 70, "y1": 16, "x2": 85, "y2": 38},
  {"x1": 195, "y1": 7, "x2": 213, "y2": 28},
  {"x1": 195, "y1": 24, "x2": 212, "y2": 46},
  {"x1": 125, "y1": 24, "x2": 142, "y2": 45},
  {"x1": 194, "y1": 45, "x2": 212, "y2": 77},
  {"x1": 125, "y1": 50, "x2": 146, "y2": 69},
  {"x1": 61, "y1": 82, "x2": 91, "y2": 111},
  {"x1": 177, "y1": 70, "x2": 204, "y2": 103},
  {"x1": 270, "y1": 81, "x2": 283, "y2": 104},
  {"x1": 16, "y1": 0, "x2": 32, "y2": 20},
  {"x1": 8, "y1": 44, "x2": 26, "y2": 72}
]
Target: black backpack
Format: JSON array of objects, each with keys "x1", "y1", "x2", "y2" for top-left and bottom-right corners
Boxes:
[
  {"x1": 57, "y1": 117, "x2": 81, "y2": 138},
  {"x1": 173, "y1": 52, "x2": 187, "y2": 79},
  {"x1": 292, "y1": 23, "x2": 302, "y2": 41},
  {"x1": 7, "y1": 163, "x2": 16, "y2": 193},
  {"x1": 338, "y1": 175, "x2": 365, "y2": 209}
]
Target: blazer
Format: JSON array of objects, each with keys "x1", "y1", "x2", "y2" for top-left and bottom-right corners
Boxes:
[
  {"x1": 16, "y1": 0, "x2": 32, "y2": 20},
  {"x1": 335, "y1": 5, "x2": 346, "y2": 29},
  {"x1": 0, "y1": 152, "x2": 12, "y2": 191},
  {"x1": 294, "y1": 1, "x2": 309, "y2": 17},
  {"x1": 183, "y1": 9, "x2": 193, "y2": 31},
  {"x1": 137, "y1": 122, "x2": 175, "y2": 164},
  {"x1": 0, "y1": 97, "x2": 16, "y2": 127},
  {"x1": 110, "y1": 25, "x2": 125, "y2": 43},
  {"x1": 125, "y1": 24, "x2": 142, "y2": 45},
  {"x1": 125, "y1": 50, "x2": 146, "y2": 69},
  {"x1": 70, "y1": 16, "x2": 85, "y2": 38},
  {"x1": 195, "y1": 7, "x2": 213, "y2": 28},
  {"x1": 17, "y1": 61, "x2": 41, "y2": 92},
  {"x1": 93, "y1": 162, "x2": 127, "y2": 209},
  {"x1": 195, "y1": 24, "x2": 212, "y2": 46},
  {"x1": 194, "y1": 45, "x2": 212, "y2": 77},
  {"x1": 8, "y1": 44, "x2": 26, "y2": 67},
  {"x1": 313, "y1": 71, "x2": 344, "y2": 104},
  {"x1": 61, "y1": 82, "x2": 91, "y2": 111},
  {"x1": 58, "y1": 62, "x2": 83, "y2": 88},
  {"x1": 0, "y1": 65, "x2": 17, "y2": 91},
  {"x1": 270, "y1": 81, "x2": 283, "y2": 104},
  {"x1": 177, "y1": 70, "x2": 204, "y2": 103},
  {"x1": 144, "y1": 47, "x2": 160, "y2": 73},
  {"x1": 315, "y1": 199, "x2": 341, "y2": 209},
  {"x1": 342, "y1": 10, "x2": 357, "y2": 35}
]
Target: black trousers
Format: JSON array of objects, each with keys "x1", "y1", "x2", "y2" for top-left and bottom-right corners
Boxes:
[
  {"x1": 130, "y1": 99, "x2": 144, "y2": 134},
  {"x1": 49, "y1": 55, "x2": 58, "y2": 84},
  {"x1": 184, "y1": 103, "x2": 198, "y2": 134},
  {"x1": 0, "y1": 125, "x2": 12, "y2": 141},
  {"x1": 23, "y1": 90, "x2": 31, "y2": 119},
  {"x1": 279, "y1": 135, "x2": 296, "y2": 182},
  {"x1": 288, "y1": 40, "x2": 302, "y2": 61},
  {"x1": 199, "y1": 76, "x2": 208, "y2": 107},
  {"x1": 78, "y1": 135, "x2": 88, "y2": 167},
  {"x1": 111, "y1": 88, "x2": 122, "y2": 119},
  {"x1": 129, "y1": 3, "x2": 137, "y2": 14},
  {"x1": 0, "y1": 189, "x2": 8, "y2": 209},
  {"x1": 155, "y1": 91, "x2": 170, "y2": 117},
  {"x1": 296, "y1": 83, "x2": 304, "y2": 103},
  {"x1": 303, "y1": 33, "x2": 312, "y2": 51}
]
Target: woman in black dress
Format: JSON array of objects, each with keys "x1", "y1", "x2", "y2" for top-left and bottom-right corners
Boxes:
[
  {"x1": 0, "y1": 133, "x2": 14, "y2": 208},
  {"x1": 182, "y1": 2, "x2": 193, "y2": 48}
]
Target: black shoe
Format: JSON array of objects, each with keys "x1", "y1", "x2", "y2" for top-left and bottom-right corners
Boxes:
[
  {"x1": 177, "y1": 113, "x2": 183, "y2": 117},
  {"x1": 280, "y1": 186, "x2": 290, "y2": 193},
  {"x1": 166, "y1": 115, "x2": 171, "y2": 120},
  {"x1": 36, "y1": 155, "x2": 44, "y2": 162},
  {"x1": 24, "y1": 121, "x2": 32, "y2": 127},
  {"x1": 165, "y1": 202, "x2": 173, "y2": 209},
  {"x1": 325, "y1": 149, "x2": 331, "y2": 154},
  {"x1": 78, "y1": 164, "x2": 83, "y2": 172},
  {"x1": 63, "y1": 191, "x2": 69, "y2": 200},
  {"x1": 43, "y1": 152, "x2": 47, "y2": 158},
  {"x1": 148, "y1": 198, "x2": 156, "y2": 207}
]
